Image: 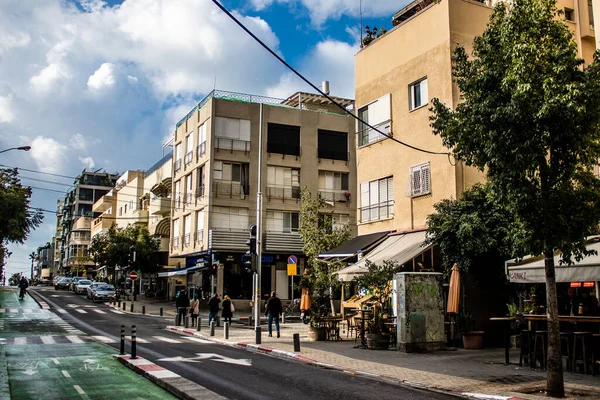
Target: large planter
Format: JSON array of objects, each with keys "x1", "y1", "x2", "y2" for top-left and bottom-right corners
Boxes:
[
  {"x1": 462, "y1": 331, "x2": 485, "y2": 349},
  {"x1": 307, "y1": 326, "x2": 326, "y2": 341},
  {"x1": 366, "y1": 333, "x2": 391, "y2": 350}
]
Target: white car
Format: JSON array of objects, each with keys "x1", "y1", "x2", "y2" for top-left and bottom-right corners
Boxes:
[
  {"x1": 87, "y1": 282, "x2": 103, "y2": 299},
  {"x1": 75, "y1": 279, "x2": 92, "y2": 294}
]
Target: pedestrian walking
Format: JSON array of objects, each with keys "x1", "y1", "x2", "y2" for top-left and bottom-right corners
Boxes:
[
  {"x1": 222, "y1": 295, "x2": 234, "y2": 324},
  {"x1": 208, "y1": 293, "x2": 221, "y2": 327},
  {"x1": 175, "y1": 289, "x2": 190, "y2": 326},
  {"x1": 189, "y1": 293, "x2": 200, "y2": 327},
  {"x1": 265, "y1": 291, "x2": 282, "y2": 338}
]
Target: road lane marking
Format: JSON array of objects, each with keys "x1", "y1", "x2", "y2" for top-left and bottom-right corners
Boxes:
[
  {"x1": 14, "y1": 337, "x2": 26, "y2": 345},
  {"x1": 91, "y1": 336, "x2": 116, "y2": 343},
  {"x1": 128, "y1": 336, "x2": 149, "y2": 343},
  {"x1": 41, "y1": 336, "x2": 56, "y2": 344},
  {"x1": 110, "y1": 309, "x2": 124, "y2": 314},
  {"x1": 57, "y1": 309, "x2": 67, "y2": 314},
  {"x1": 62, "y1": 370, "x2": 71, "y2": 378},
  {"x1": 75, "y1": 309, "x2": 87, "y2": 314},
  {"x1": 184, "y1": 337, "x2": 213, "y2": 344},
  {"x1": 152, "y1": 336, "x2": 181, "y2": 343},
  {"x1": 92, "y1": 309, "x2": 106, "y2": 314},
  {"x1": 66, "y1": 336, "x2": 84, "y2": 344},
  {"x1": 52, "y1": 358, "x2": 60, "y2": 365}
]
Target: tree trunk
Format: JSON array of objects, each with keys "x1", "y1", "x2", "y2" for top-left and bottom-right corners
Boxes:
[
  {"x1": 329, "y1": 286, "x2": 336, "y2": 316},
  {"x1": 544, "y1": 247, "x2": 564, "y2": 397}
]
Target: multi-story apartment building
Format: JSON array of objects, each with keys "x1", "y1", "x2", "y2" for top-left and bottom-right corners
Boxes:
[
  {"x1": 60, "y1": 170, "x2": 119, "y2": 276},
  {"x1": 53, "y1": 200, "x2": 64, "y2": 275},
  {"x1": 169, "y1": 89, "x2": 356, "y2": 302},
  {"x1": 36, "y1": 242, "x2": 54, "y2": 281}
]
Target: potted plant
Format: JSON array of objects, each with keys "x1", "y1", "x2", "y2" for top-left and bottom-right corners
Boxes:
[
  {"x1": 353, "y1": 260, "x2": 400, "y2": 350},
  {"x1": 458, "y1": 309, "x2": 484, "y2": 349}
]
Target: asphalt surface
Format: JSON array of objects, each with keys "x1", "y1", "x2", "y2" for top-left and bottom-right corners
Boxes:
[{"x1": 32, "y1": 286, "x2": 455, "y2": 400}]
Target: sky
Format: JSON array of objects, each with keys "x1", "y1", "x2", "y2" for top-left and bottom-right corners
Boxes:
[{"x1": 0, "y1": 0, "x2": 407, "y2": 281}]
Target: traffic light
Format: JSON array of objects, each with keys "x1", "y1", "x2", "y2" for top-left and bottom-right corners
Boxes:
[{"x1": 245, "y1": 224, "x2": 257, "y2": 256}]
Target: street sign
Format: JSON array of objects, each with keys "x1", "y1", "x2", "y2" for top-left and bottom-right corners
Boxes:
[
  {"x1": 288, "y1": 255, "x2": 297, "y2": 265},
  {"x1": 129, "y1": 271, "x2": 139, "y2": 281},
  {"x1": 287, "y1": 264, "x2": 297, "y2": 276}
]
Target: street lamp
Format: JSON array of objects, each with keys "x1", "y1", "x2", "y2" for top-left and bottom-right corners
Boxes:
[{"x1": 0, "y1": 146, "x2": 32, "y2": 154}]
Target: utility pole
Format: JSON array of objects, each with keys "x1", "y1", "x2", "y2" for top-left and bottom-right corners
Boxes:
[{"x1": 254, "y1": 103, "x2": 264, "y2": 343}]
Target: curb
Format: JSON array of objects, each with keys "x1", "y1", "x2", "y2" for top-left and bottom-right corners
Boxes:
[
  {"x1": 104, "y1": 302, "x2": 173, "y2": 318},
  {"x1": 27, "y1": 290, "x2": 50, "y2": 310},
  {"x1": 114, "y1": 355, "x2": 225, "y2": 400},
  {"x1": 166, "y1": 326, "x2": 526, "y2": 400}
]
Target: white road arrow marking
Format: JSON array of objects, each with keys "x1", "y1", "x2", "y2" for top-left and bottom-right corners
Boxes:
[
  {"x1": 157, "y1": 356, "x2": 201, "y2": 363},
  {"x1": 83, "y1": 359, "x2": 97, "y2": 364},
  {"x1": 22, "y1": 368, "x2": 38, "y2": 376},
  {"x1": 195, "y1": 353, "x2": 252, "y2": 367}
]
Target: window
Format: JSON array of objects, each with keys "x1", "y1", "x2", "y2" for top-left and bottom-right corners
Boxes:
[
  {"x1": 172, "y1": 219, "x2": 180, "y2": 250},
  {"x1": 589, "y1": 1, "x2": 594, "y2": 28},
  {"x1": 174, "y1": 180, "x2": 181, "y2": 209},
  {"x1": 215, "y1": 117, "x2": 251, "y2": 151},
  {"x1": 565, "y1": 8, "x2": 574, "y2": 21},
  {"x1": 175, "y1": 143, "x2": 182, "y2": 172},
  {"x1": 409, "y1": 78, "x2": 428, "y2": 110},
  {"x1": 358, "y1": 93, "x2": 391, "y2": 146},
  {"x1": 360, "y1": 176, "x2": 394, "y2": 222},
  {"x1": 213, "y1": 161, "x2": 249, "y2": 196},
  {"x1": 267, "y1": 166, "x2": 300, "y2": 199},
  {"x1": 79, "y1": 188, "x2": 93, "y2": 201},
  {"x1": 319, "y1": 214, "x2": 350, "y2": 233},
  {"x1": 411, "y1": 162, "x2": 431, "y2": 197},
  {"x1": 196, "y1": 164, "x2": 206, "y2": 198},
  {"x1": 267, "y1": 123, "x2": 300, "y2": 156},
  {"x1": 318, "y1": 171, "x2": 349, "y2": 203},
  {"x1": 197, "y1": 122, "x2": 207, "y2": 157},
  {"x1": 185, "y1": 134, "x2": 193, "y2": 165},
  {"x1": 183, "y1": 214, "x2": 191, "y2": 247},
  {"x1": 196, "y1": 210, "x2": 205, "y2": 243},
  {"x1": 318, "y1": 130, "x2": 348, "y2": 161},
  {"x1": 211, "y1": 207, "x2": 249, "y2": 230},
  {"x1": 124, "y1": 204, "x2": 127, "y2": 214},
  {"x1": 119, "y1": 207, "x2": 123, "y2": 216},
  {"x1": 184, "y1": 174, "x2": 193, "y2": 205},
  {"x1": 266, "y1": 211, "x2": 299, "y2": 233}
]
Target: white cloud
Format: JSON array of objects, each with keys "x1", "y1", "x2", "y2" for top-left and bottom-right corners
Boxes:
[
  {"x1": 87, "y1": 62, "x2": 116, "y2": 91},
  {"x1": 70, "y1": 133, "x2": 87, "y2": 150},
  {"x1": 78, "y1": 156, "x2": 95, "y2": 169},
  {"x1": 0, "y1": 31, "x2": 30, "y2": 55},
  {"x1": 27, "y1": 136, "x2": 68, "y2": 174},
  {"x1": 250, "y1": 0, "x2": 275, "y2": 11},
  {"x1": 29, "y1": 63, "x2": 70, "y2": 93},
  {"x1": 0, "y1": 95, "x2": 15, "y2": 123},
  {"x1": 127, "y1": 75, "x2": 138, "y2": 83}
]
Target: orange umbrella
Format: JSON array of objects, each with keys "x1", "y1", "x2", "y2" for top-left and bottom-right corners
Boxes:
[
  {"x1": 447, "y1": 264, "x2": 460, "y2": 314},
  {"x1": 300, "y1": 287, "x2": 311, "y2": 311}
]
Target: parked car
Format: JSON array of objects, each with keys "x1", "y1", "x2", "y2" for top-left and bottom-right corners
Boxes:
[
  {"x1": 69, "y1": 277, "x2": 86, "y2": 292},
  {"x1": 86, "y1": 282, "x2": 103, "y2": 299},
  {"x1": 53, "y1": 276, "x2": 64, "y2": 286},
  {"x1": 74, "y1": 279, "x2": 92, "y2": 294},
  {"x1": 91, "y1": 284, "x2": 116, "y2": 302},
  {"x1": 55, "y1": 277, "x2": 72, "y2": 290}
]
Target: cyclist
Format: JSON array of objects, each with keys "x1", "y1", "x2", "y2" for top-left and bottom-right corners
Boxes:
[{"x1": 18, "y1": 276, "x2": 29, "y2": 300}]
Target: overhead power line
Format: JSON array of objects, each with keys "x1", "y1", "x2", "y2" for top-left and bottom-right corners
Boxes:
[
  {"x1": 0, "y1": 164, "x2": 77, "y2": 180},
  {"x1": 210, "y1": 0, "x2": 452, "y2": 160}
]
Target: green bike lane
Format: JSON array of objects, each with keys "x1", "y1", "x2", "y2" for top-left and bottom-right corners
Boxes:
[{"x1": 0, "y1": 287, "x2": 177, "y2": 400}]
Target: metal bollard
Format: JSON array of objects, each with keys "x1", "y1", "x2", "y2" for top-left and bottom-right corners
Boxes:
[
  {"x1": 224, "y1": 322, "x2": 229, "y2": 339},
  {"x1": 216, "y1": 316, "x2": 221, "y2": 327},
  {"x1": 160, "y1": 307, "x2": 163, "y2": 316},
  {"x1": 293, "y1": 333, "x2": 300, "y2": 352},
  {"x1": 131, "y1": 325, "x2": 137, "y2": 359},
  {"x1": 122, "y1": 302, "x2": 126, "y2": 311},
  {"x1": 196, "y1": 317, "x2": 202, "y2": 331},
  {"x1": 130, "y1": 304, "x2": 134, "y2": 313},
  {"x1": 185, "y1": 315, "x2": 189, "y2": 328},
  {"x1": 256, "y1": 326, "x2": 262, "y2": 344},
  {"x1": 210, "y1": 321, "x2": 215, "y2": 336},
  {"x1": 133, "y1": 293, "x2": 137, "y2": 302},
  {"x1": 142, "y1": 305, "x2": 145, "y2": 315},
  {"x1": 282, "y1": 313, "x2": 286, "y2": 324},
  {"x1": 120, "y1": 325, "x2": 125, "y2": 355},
  {"x1": 118, "y1": 301, "x2": 121, "y2": 308}
]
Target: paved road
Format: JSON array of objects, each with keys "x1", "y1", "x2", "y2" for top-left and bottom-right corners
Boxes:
[{"x1": 32, "y1": 287, "x2": 454, "y2": 400}]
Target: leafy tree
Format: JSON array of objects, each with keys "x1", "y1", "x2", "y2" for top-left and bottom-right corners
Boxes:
[
  {"x1": 429, "y1": 0, "x2": 600, "y2": 395},
  {"x1": 0, "y1": 168, "x2": 43, "y2": 281},
  {"x1": 298, "y1": 188, "x2": 351, "y2": 319},
  {"x1": 9, "y1": 272, "x2": 21, "y2": 286}
]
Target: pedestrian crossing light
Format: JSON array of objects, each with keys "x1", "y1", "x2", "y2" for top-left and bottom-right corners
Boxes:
[{"x1": 245, "y1": 224, "x2": 257, "y2": 256}]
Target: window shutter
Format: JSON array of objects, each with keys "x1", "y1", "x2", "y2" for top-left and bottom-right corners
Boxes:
[
  {"x1": 412, "y1": 166, "x2": 422, "y2": 196},
  {"x1": 421, "y1": 79, "x2": 428, "y2": 106},
  {"x1": 379, "y1": 178, "x2": 388, "y2": 203},
  {"x1": 421, "y1": 163, "x2": 431, "y2": 195}
]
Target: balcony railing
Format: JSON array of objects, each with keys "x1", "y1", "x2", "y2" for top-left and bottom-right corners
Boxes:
[
  {"x1": 358, "y1": 119, "x2": 392, "y2": 147},
  {"x1": 184, "y1": 151, "x2": 193, "y2": 165},
  {"x1": 212, "y1": 181, "x2": 246, "y2": 198},
  {"x1": 174, "y1": 159, "x2": 182, "y2": 172},
  {"x1": 318, "y1": 190, "x2": 350, "y2": 205},
  {"x1": 359, "y1": 200, "x2": 395, "y2": 223},
  {"x1": 183, "y1": 233, "x2": 191, "y2": 248},
  {"x1": 197, "y1": 142, "x2": 206, "y2": 159},
  {"x1": 195, "y1": 230, "x2": 204, "y2": 244},
  {"x1": 172, "y1": 236, "x2": 179, "y2": 250},
  {"x1": 185, "y1": 191, "x2": 193, "y2": 206},
  {"x1": 149, "y1": 196, "x2": 170, "y2": 216},
  {"x1": 266, "y1": 186, "x2": 301, "y2": 200},
  {"x1": 215, "y1": 137, "x2": 250, "y2": 152},
  {"x1": 195, "y1": 186, "x2": 205, "y2": 199}
]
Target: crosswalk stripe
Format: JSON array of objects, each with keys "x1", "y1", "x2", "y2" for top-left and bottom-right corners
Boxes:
[
  {"x1": 8, "y1": 309, "x2": 17, "y2": 313},
  {"x1": 57, "y1": 309, "x2": 67, "y2": 314},
  {"x1": 40, "y1": 336, "x2": 56, "y2": 344},
  {"x1": 110, "y1": 309, "x2": 124, "y2": 314},
  {"x1": 93, "y1": 309, "x2": 106, "y2": 314},
  {"x1": 0, "y1": 309, "x2": 4, "y2": 313},
  {"x1": 66, "y1": 336, "x2": 84, "y2": 344},
  {"x1": 22, "y1": 309, "x2": 34, "y2": 313},
  {"x1": 14, "y1": 337, "x2": 26, "y2": 345},
  {"x1": 184, "y1": 337, "x2": 213, "y2": 344},
  {"x1": 91, "y1": 336, "x2": 116, "y2": 343},
  {"x1": 74, "y1": 309, "x2": 87, "y2": 314},
  {"x1": 152, "y1": 336, "x2": 181, "y2": 343},
  {"x1": 128, "y1": 336, "x2": 150, "y2": 343}
]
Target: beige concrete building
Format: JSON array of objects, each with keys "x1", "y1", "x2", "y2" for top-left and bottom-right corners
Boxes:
[
  {"x1": 53, "y1": 200, "x2": 64, "y2": 275},
  {"x1": 169, "y1": 89, "x2": 356, "y2": 301},
  {"x1": 354, "y1": 0, "x2": 596, "y2": 239}
]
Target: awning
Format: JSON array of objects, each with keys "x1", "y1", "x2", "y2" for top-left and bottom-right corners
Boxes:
[
  {"x1": 336, "y1": 230, "x2": 430, "y2": 281},
  {"x1": 506, "y1": 236, "x2": 600, "y2": 283},
  {"x1": 157, "y1": 265, "x2": 205, "y2": 278},
  {"x1": 319, "y1": 231, "x2": 390, "y2": 258}
]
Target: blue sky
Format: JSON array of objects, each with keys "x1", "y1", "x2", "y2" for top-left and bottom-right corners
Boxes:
[{"x1": 0, "y1": 0, "x2": 407, "y2": 280}]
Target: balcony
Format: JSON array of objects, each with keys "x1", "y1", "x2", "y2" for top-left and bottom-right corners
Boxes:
[
  {"x1": 215, "y1": 137, "x2": 250, "y2": 153},
  {"x1": 212, "y1": 181, "x2": 247, "y2": 199},
  {"x1": 195, "y1": 230, "x2": 204, "y2": 244},
  {"x1": 264, "y1": 232, "x2": 304, "y2": 253},
  {"x1": 172, "y1": 236, "x2": 180, "y2": 251},
  {"x1": 266, "y1": 186, "x2": 301, "y2": 201},
  {"x1": 195, "y1": 186, "x2": 205, "y2": 200},
  {"x1": 174, "y1": 159, "x2": 182, "y2": 173},
  {"x1": 183, "y1": 233, "x2": 191, "y2": 248},
  {"x1": 318, "y1": 190, "x2": 350, "y2": 206},
  {"x1": 359, "y1": 200, "x2": 394, "y2": 223},
  {"x1": 358, "y1": 119, "x2": 392, "y2": 147},
  {"x1": 93, "y1": 194, "x2": 114, "y2": 213},
  {"x1": 197, "y1": 143, "x2": 206, "y2": 159},
  {"x1": 149, "y1": 196, "x2": 170, "y2": 216},
  {"x1": 132, "y1": 209, "x2": 149, "y2": 225},
  {"x1": 208, "y1": 228, "x2": 248, "y2": 251},
  {"x1": 184, "y1": 151, "x2": 193, "y2": 166}
]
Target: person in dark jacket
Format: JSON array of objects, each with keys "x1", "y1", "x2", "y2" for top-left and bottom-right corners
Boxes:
[
  {"x1": 222, "y1": 295, "x2": 233, "y2": 324},
  {"x1": 175, "y1": 289, "x2": 190, "y2": 326},
  {"x1": 265, "y1": 291, "x2": 283, "y2": 338},
  {"x1": 208, "y1": 293, "x2": 221, "y2": 326}
]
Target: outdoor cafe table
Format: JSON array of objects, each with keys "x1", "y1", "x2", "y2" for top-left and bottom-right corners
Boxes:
[
  {"x1": 318, "y1": 316, "x2": 343, "y2": 341},
  {"x1": 489, "y1": 317, "x2": 516, "y2": 365},
  {"x1": 524, "y1": 314, "x2": 600, "y2": 331}
]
